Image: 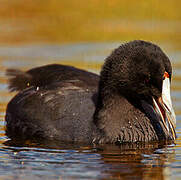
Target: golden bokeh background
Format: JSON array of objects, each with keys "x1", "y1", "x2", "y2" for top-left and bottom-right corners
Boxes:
[{"x1": 0, "y1": 0, "x2": 180, "y2": 46}]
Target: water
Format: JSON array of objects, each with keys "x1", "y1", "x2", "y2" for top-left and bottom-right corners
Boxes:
[{"x1": 0, "y1": 42, "x2": 181, "y2": 180}]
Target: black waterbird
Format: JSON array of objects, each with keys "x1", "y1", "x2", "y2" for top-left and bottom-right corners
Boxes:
[{"x1": 5, "y1": 40, "x2": 176, "y2": 144}]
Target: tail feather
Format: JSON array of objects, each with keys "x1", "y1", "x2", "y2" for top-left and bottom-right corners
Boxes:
[{"x1": 6, "y1": 69, "x2": 32, "y2": 92}]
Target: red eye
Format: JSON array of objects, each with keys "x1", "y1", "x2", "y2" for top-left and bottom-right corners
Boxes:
[
  {"x1": 145, "y1": 78, "x2": 149, "y2": 83},
  {"x1": 144, "y1": 77, "x2": 150, "y2": 85}
]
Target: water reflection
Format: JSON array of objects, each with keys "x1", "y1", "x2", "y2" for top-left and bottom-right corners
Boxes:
[
  {"x1": 1, "y1": 140, "x2": 175, "y2": 180},
  {"x1": 99, "y1": 142, "x2": 175, "y2": 179}
]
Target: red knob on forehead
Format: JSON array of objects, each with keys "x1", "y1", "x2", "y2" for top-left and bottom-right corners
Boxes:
[{"x1": 164, "y1": 71, "x2": 169, "y2": 78}]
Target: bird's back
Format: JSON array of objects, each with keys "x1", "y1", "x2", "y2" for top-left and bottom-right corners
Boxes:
[{"x1": 5, "y1": 64, "x2": 99, "y2": 143}]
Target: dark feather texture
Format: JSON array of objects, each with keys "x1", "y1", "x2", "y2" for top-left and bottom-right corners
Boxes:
[{"x1": 5, "y1": 40, "x2": 175, "y2": 144}]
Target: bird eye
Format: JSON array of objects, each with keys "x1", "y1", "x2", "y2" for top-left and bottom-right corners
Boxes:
[
  {"x1": 144, "y1": 78, "x2": 149, "y2": 83},
  {"x1": 144, "y1": 77, "x2": 150, "y2": 85}
]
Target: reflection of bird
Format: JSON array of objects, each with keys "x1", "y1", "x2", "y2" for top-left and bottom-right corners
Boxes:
[
  {"x1": 5, "y1": 40, "x2": 176, "y2": 144},
  {"x1": 98, "y1": 142, "x2": 171, "y2": 180}
]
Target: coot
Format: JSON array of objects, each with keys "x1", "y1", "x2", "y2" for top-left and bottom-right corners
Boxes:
[{"x1": 5, "y1": 40, "x2": 176, "y2": 144}]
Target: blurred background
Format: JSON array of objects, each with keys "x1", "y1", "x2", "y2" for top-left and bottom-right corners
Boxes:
[
  {"x1": 0, "y1": 1, "x2": 181, "y2": 180},
  {"x1": 0, "y1": 0, "x2": 180, "y2": 72},
  {"x1": 0, "y1": 0, "x2": 180, "y2": 45}
]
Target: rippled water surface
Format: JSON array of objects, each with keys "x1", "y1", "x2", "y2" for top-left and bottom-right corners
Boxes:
[{"x1": 0, "y1": 42, "x2": 181, "y2": 180}]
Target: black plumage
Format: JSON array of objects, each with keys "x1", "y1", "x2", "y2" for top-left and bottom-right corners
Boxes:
[{"x1": 5, "y1": 40, "x2": 176, "y2": 144}]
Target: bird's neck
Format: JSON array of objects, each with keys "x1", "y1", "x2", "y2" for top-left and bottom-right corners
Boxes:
[{"x1": 94, "y1": 91, "x2": 138, "y2": 142}]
